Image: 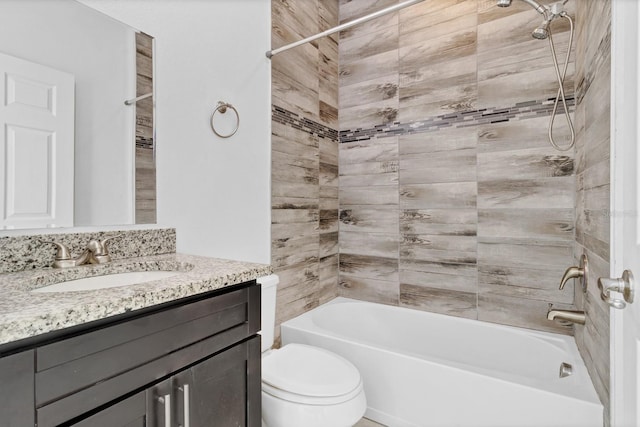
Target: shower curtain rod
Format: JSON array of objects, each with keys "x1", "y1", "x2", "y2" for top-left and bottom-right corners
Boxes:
[{"x1": 266, "y1": 0, "x2": 426, "y2": 58}]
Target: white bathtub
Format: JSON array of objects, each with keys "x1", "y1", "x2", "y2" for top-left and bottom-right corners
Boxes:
[{"x1": 280, "y1": 297, "x2": 603, "y2": 427}]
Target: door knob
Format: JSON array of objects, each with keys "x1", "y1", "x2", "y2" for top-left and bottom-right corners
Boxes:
[{"x1": 598, "y1": 270, "x2": 635, "y2": 309}]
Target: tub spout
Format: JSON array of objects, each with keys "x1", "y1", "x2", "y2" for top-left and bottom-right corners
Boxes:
[{"x1": 547, "y1": 308, "x2": 586, "y2": 325}]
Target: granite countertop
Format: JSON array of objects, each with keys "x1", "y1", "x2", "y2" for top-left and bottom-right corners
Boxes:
[{"x1": 0, "y1": 253, "x2": 272, "y2": 346}]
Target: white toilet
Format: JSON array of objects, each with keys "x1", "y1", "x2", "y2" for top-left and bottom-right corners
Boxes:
[{"x1": 258, "y1": 275, "x2": 366, "y2": 427}]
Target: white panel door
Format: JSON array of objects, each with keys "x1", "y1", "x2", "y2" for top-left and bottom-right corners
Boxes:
[
  {"x1": 611, "y1": 1, "x2": 640, "y2": 426},
  {"x1": 0, "y1": 51, "x2": 74, "y2": 229}
]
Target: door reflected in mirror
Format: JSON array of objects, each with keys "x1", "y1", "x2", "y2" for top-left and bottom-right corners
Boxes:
[{"x1": 0, "y1": 0, "x2": 156, "y2": 230}]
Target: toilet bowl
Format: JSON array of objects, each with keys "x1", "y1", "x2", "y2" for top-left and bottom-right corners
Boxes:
[{"x1": 258, "y1": 275, "x2": 366, "y2": 427}]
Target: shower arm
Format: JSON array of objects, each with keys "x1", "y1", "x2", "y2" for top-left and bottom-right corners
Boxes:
[{"x1": 266, "y1": 0, "x2": 426, "y2": 58}]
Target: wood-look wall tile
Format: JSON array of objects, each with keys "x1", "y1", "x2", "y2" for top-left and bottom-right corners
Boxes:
[
  {"x1": 478, "y1": 208, "x2": 574, "y2": 241},
  {"x1": 400, "y1": 148, "x2": 477, "y2": 184},
  {"x1": 320, "y1": 231, "x2": 339, "y2": 257},
  {"x1": 340, "y1": 230, "x2": 399, "y2": 258},
  {"x1": 400, "y1": 0, "x2": 476, "y2": 35},
  {"x1": 319, "y1": 0, "x2": 338, "y2": 32},
  {"x1": 273, "y1": 0, "x2": 320, "y2": 43},
  {"x1": 401, "y1": 258, "x2": 478, "y2": 278},
  {"x1": 338, "y1": 273, "x2": 399, "y2": 305},
  {"x1": 340, "y1": 11, "x2": 398, "y2": 42},
  {"x1": 273, "y1": 196, "x2": 319, "y2": 210},
  {"x1": 340, "y1": 75, "x2": 398, "y2": 110},
  {"x1": 272, "y1": 209, "x2": 319, "y2": 225},
  {"x1": 478, "y1": 34, "x2": 572, "y2": 83},
  {"x1": 272, "y1": 122, "x2": 320, "y2": 158},
  {"x1": 478, "y1": 293, "x2": 573, "y2": 334},
  {"x1": 319, "y1": 253, "x2": 339, "y2": 303},
  {"x1": 340, "y1": 171, "x2": 398, "y2": 187},
  {"x1": 400, "y1": 127, "x2": 476, "y2": 154},
  {"x1": 401, "y1": 269, "x2": 477, "y2": 293},
  {"x1": 320, "y1": 209, "x2": 338, "y2": 232},
  {"x1": 401, "y1": 234, "x2": 476, "y2": 256},
  {"x1": 400, "y1": 182, "x2": 477, "y2": 209},
  {"x1": 400, "y1": 284, "x2": 477, "y2": 319},
  {"x1": 340, "y1": 254, "x2": 399, "y2": 282},
  {"x1": 401, "y1": 247, "x2": 477, "y2": 267},
  {"x1": 478, "y1": 240, "x2": 573, "y2": 270},
  {"x1": 340, "y1": 25, "x2": 398, "y2": 64},
  {"x1": 478, "y1": 116, "x2": 571, "y2": 153},
  {"x1": 478, "y1": 66, "x2": 574, "y2": 109},
  {"x1": 340, "y1": 100, "x2": 399, "y2": 130},
  {"x1": 340, "y1": 186, "x2": 398, "y2": 206},
  {"x1": 477, "y1": 177, "x2": 574, "y2": 209},
  {"x1": 339, "y1": 0, "x2": 398, "y2": 23},
  {"x1": 273, "y1": 152, "x2": 319, "y2": 186},
  {"x1": 340, "y1": 208, "x2": 399, "y2": 234},
  {"x1": 399, "y1": 55, "x2": 477, "y2": 122},
  {"x1": 479, "y1": 264, "x2": 574, "y2": 304},
  {"x1": 477, "y1": 148, "x2": 574, "y2": 181},
  {"x1": 320, "y1": 162, "x2": 338, "y2": 189},
  {"x1": 340, "y1": 49, "x2": 399, "y2": 88},
  {"x1": 399, "y1": 27, "x2": 476, "y2": 71},
  {"x1": 400, "y1": 209, "x2": 477, "y2": 236},
  {"x1": 339, "y1": 137, "x2": 398, "y2": 165},
  {"x1": 272, "y1": 233, "x2": 320, "y2": 268},
  {"x1": 272, "y1": 68, "x2": 319, "y2": 119}
]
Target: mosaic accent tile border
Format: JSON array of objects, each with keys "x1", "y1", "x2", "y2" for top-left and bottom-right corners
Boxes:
[
  {"x1": 272, "y1": 105, "x2": 339, "y2": 141},
  {"x1": 339, "y1": 95, "x2": 576, "y2": 143}
]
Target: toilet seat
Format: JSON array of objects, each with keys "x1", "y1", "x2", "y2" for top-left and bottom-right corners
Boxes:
[{"x1": 262, "y1": 344, "x2": 363, "y2": 405}]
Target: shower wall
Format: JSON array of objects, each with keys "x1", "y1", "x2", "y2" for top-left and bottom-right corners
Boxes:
[
  {"x1": 573, "y1": 0, "x2": 611, "y2": 413},
  {"x1": 271, "y1": 0, "x2": 340, "y2": 337},
  {"x1": 338, "y1": 0, "x2": 577, "y2": 334}
]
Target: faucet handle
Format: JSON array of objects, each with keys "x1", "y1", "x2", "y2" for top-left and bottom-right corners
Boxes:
[
  {"x1": 39, "y1": 240, "x2": 72, "y2": 260},
  {"x1": 39, "y1": 240, "x2": 77, "y2": 268},
  {"x1": 559, "y1": 254, "x2": 589, "y2": 292},
  {"x1": 87, "y1": 235, "x2": 120, "y2": 264}
]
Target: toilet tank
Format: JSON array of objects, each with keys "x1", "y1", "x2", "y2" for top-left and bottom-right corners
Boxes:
[{"x1": 257, "y1": 274, "x2": 279, "y2": 352}]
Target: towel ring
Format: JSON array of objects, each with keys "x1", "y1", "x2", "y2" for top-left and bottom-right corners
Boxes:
[{"x1": 211, "y1": 101, "x2": 239, "y2": 138}]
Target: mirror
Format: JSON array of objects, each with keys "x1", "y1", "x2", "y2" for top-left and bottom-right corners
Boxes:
[{"x1": 0, "y1": 0, "x2": 155, "y2": 230}]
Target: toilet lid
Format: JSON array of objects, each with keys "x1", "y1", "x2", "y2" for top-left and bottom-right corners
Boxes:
[{"x1": 262, "y1": 344, "x2": 361, "y2": 399}]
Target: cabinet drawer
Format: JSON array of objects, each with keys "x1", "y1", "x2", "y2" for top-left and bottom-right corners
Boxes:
[{"x1": 35, "y1": 282, "x2": 260, "y2": 426}]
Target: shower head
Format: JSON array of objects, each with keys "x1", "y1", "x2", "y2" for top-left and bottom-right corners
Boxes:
[
  {"x1": 496, "y1": 0, "x2": 512, "y2": 7},
  {"x1": 532, "y1": 19, "x2": 551, "y2": 39}
]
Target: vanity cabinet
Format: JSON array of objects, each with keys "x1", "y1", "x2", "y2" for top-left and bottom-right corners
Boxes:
[{"x1": 0, "y1": 281, "x2": 261, "y2": 427}]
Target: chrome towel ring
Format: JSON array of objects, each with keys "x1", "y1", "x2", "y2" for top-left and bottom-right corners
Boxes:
[{"x1": 211, "y1": 101, "x2": 239, "y2": 138}]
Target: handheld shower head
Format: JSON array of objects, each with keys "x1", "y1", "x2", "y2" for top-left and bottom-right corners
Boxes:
[
  {"x1": 497, "y1": 0, "x2": 512, "y2": 6},
  {"x1": 532, "y1": 19, "x2": 551, "y2": 39}
]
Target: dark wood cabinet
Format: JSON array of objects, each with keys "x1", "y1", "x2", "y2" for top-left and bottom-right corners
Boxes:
[{"x1": 0, "y1": 281, "x2": 261, "y2": 427}]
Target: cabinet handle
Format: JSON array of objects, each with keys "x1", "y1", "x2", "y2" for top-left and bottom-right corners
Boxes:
[
  {"x1": 178, "y1": 384, "x2": 191, "y2": 427},
  {"x1": 157, "y1": 393, "x2": 172, "y2": 427}
]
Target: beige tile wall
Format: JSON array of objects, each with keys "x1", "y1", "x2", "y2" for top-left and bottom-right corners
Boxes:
[
  {"x1": 339, "y1": 0, "x2": 578, "y2": 333},
  {"x1": 271, "y1": 0, "x2": 339, "y2": 340}
]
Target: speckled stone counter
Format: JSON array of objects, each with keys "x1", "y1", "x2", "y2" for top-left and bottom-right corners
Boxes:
[{"x1": 0, "y1": 253, "x2": 272, "y2": 346}]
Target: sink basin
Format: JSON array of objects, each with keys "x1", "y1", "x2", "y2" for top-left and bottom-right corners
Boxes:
[{"x1": 32, "y1": 271, "x2": 181, "y2": 293}]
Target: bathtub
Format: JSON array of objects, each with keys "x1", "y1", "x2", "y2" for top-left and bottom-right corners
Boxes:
[{"x1": 280, "y1": 297, "x2": 603, "y2": 427}]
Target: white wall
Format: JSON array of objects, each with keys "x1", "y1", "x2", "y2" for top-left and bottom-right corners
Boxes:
[
  {"x1": 0, "y1": 0, "x2": 136, "y2": 227},
  {"x1": 79, "y1": 0, "x2": 272, "y2": 264}
]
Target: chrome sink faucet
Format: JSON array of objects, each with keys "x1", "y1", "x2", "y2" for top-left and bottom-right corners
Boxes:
[{"x1": 42, "y1": 237, "x2": 116, "y2": 268}]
